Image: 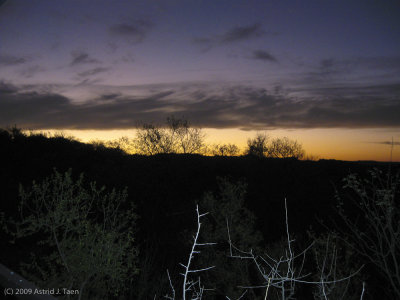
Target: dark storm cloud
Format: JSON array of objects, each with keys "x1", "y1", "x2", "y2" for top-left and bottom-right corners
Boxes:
[
  {"x1": 77, "y1": 67, "x2": 110, "y2": 78},
  {"x1": 109, "y1": 20, "x2": 152, "y2": 44},
  {"x1": 1, "y1": 82, "x2": 400, "y2": 130},
  {"x1": 0, "y1": 54, "x2": 27, "y2": 66},
  {"x1": 70, "y1": 51, "x2": 100, "y2": 66},
  {"x1": 252, "y1": 50, "x2": 277, "y2": 62}
]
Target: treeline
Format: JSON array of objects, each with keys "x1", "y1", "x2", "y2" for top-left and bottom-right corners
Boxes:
[
  {"x1": 76, "y1": 116, "x2": 309, "y2": 159},
  {"x1": 0, "y1": 127, "x2": 399, "y2": 299}
]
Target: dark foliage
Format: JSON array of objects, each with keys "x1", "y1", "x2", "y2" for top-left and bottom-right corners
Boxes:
[{"x1": 0, "y1": 128, "x2": 398, "y2": 299}]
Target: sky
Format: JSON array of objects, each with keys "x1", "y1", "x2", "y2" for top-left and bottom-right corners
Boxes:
[{"x1": 0, "y1": 0, "x2": 399, "y2": 160}]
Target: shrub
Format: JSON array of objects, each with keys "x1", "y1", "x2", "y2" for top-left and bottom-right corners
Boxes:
[
  {"x1": 14, "y1": 169, "x2": 138, "y2": 299},
  {"x1": 337, "y1": 168, "x2": 400, "y2": 298}
]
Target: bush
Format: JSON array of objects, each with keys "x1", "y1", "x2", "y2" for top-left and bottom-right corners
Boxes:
[
  {"x1": 13, "y1": 169, "x2": 138, "y2": 299},
  {"x1": 337, "y1": 168, "x2": 400, "y2": 298},
  {"x1": 198, "y1": 178, "x2": 263, "y2": 298}
]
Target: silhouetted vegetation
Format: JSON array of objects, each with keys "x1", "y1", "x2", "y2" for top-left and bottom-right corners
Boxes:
[
  {"x1": 0, "y1": 126, "x2": 399, "y2": 299},
  {"x1": 246, "y1": 132, "x2": 269, "y2": 157},
  {"x1": 246, "y1": 133, "x2": 305, "y2": 159},
  {"x1": 133, "y1": 116, "x2": 205, "y2": 155},
  {"x1": 210, "y1": 143, "x2": 240, "y2": 156},
  {"x1": 12, "y1": 169, "x2": 137, "y2": 299},
  {"x1": 336, "y1": 169, "x2": 400, "y2": 298}
]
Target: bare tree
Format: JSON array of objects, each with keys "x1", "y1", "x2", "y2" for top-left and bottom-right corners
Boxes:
[
  {"x1": 134, "y1": 117, "x2": 205, "y2": 155},
  {"x1": 134, "y1": 123, "x2": 175, "y2": 155},
  {"x1": 167, "y1": 116, "x2": 205, "y2": 154},
  {"x1": 266, "y1": 137, "x2": 305, "y2": 159},
  {"x1": 210, "y1": 143, "x2": 240, "y2": 156},
  {"x1": 246, "y1": 134, "x2": 305, "y2": 159},
  {"x1": 246, "y1": 133, "x2": 269, "y2": 157}
]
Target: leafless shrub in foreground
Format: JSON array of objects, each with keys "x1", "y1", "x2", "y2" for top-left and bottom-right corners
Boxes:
[
  {"x1": 163, "y1": 200, "x2": 364, "y2": 299},
  {"x1": 165, "y1": 205, "x2": 216, "y2": 300},
  {"x1": 337, "y1": 169, "x2": 400, "y2": 298},
  {"x1": 226, "y1": 198, "x2": 364, "y2": 300}
]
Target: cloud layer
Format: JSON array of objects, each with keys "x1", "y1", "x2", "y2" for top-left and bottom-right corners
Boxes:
[
  {"x1": 1, "y1": 81, "x2": 399, "y2": 130},
  {"x1": 193, "y1": 23, "x2": 267, "y2": 51},
  {"x1": 109, "y1": 20, "x2": 153, "y2": 44},
  {"x1": 252, "y1": 50, "x2": 277, "y2": 62},
  {"x1": 0, "y1": 54, "x2": 27, "y2": 66},
  {"x1": 219, "y1": 23, "x2": 265, "y2": 43},
  {"x1": 70, "y1": 51, "x2": 100, "y2": 66}
]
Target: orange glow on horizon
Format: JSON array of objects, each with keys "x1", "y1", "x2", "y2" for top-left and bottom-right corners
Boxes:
[{"x1": 32, "y1": 127, "x2": 400, "y2": 162}]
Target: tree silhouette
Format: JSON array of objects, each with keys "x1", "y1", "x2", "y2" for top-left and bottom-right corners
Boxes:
[
  {"x1": 246, "y1": 134, "x2": 306, "y2": 159},
  {"x1": 246, "y1": 133, "x2": 269, "y2": 157},
  {"x1": 267, "y1": 137, "x2": 305, "y2": 159},
  {"x1": 134, "y1": 116, "x2": 205, "y2": 155},
  {"x1": 167, "y1": 116, "x2": 205, "y2": 154},
  {"x1": 134, "y1": 123, "x2": 175, "y2": 155},
  {"x1": 210, "y1": 143, "x2": 240, "y2": 156}
]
